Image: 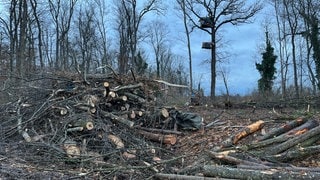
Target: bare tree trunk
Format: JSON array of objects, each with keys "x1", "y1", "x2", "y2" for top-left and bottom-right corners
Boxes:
[
  {"x1": 9, "y1": 1, "x2": 17, "y2": 73},
  {"x1": 211, "y1": 31, "x2": 216, "y2": 99},
  {"x1": 30, "y1": 0, "x2": 44, "y2": 69},
  {"x1": 284, "y1": 0, "x2": 299, "y2": 98},
  {"x1": 49, "y1": 0, "x2": 60, "y2": 69},
  {"x1": 95, "y1": 0, "x2": 109, "y2": 74},
  {"x1": 177, "y1": 0, "x2": 193, "y2": 98},
  {"x1": 273, "y1": 0, "x2": 287, "y2": 98},
  {"x1": 17, "y1": 0, "x2": 28, "y2": 77}
]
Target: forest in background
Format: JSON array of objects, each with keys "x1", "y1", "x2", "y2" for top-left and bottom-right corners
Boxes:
[{"x1": 0, "y1": 0, "x2": 320, "y2": 100}]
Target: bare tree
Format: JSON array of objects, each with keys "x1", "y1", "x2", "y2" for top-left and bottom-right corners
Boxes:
[
  {"x1": 30, "y1": 0, "x2": 44, "y2": 69},
  {"x1": 48, "y1": 0, "x2": 77, "y2": 70},
  {"x1": 184, "y1": 0, "x2": 262, "y2": 99},
  {"x1": 176, "y1": 0, "x2": 193, "y2": 98},
  {"x1": 148, "y1": 20, "x2": 169, "y2": 78},
  {"x1": 0, "y1": 1, "x2": 15, "y2": 73},
  {"x1": 297, "y1": 0, "x2": 320, "y2": 93},
  {"x1": 76, "y1": 4, "x2": 97, "y2": 74},
  {"x1": 271, "y1": 0, "x2": 289, "y2": 97},
  {"x1": 114, "y1": 0, "x2": 164, "y2": 74},
  {"x1": 94, "y1": 0, "x2": 111, "y2": 74},
  {"x1": 283, "y1": 0, "x2": 300, "y2": 98},
  {"x1": 16, "y1": 0, "x2": 28, "y2": 76}
]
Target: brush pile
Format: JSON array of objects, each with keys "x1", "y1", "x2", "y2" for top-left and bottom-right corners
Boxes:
[{"x1": 0, "y1": 72, "x2": 195, "y2": 179}]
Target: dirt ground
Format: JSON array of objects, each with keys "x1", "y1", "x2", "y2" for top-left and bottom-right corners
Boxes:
[{"x1": 1, "y1": 103, "x2": 319, "y2": 179}]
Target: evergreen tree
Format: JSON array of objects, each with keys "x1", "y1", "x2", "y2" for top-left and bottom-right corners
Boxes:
[{"x1": 256, "y1": 32, "x2": 277, "y2": 94}]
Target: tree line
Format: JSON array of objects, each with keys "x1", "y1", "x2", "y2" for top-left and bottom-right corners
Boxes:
[
  {"x1": 0, "y1": 0, "x2": 187, "y2": 90},
  {"x1": 0, "y1": 0, "x2": 320, "y2": 99}
]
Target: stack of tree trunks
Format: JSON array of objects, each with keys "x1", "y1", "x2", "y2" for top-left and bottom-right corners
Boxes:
[{"x1": 202, "y1": 117, "x2": 320, "y2": 179}]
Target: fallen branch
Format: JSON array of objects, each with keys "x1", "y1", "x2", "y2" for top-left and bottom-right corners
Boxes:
[
  {"x1": 153, "y1": 79, "x2": 189, "y2": 88},
  {"x1": 112, "y1": 83, "x2": 144, "y2": 92}
]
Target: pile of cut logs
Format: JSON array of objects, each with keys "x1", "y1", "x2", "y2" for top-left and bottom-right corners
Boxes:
[
  {"x1": 202, "y1": 117, "x2": 320, "y2": 179},
  {"x1": 2, "y1": 73, "x2": 184, "y2": 163}
]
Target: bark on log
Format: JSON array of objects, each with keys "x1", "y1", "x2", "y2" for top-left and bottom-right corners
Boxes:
[
  {"x1": 101, "y1": 110, "x2": 134, "y2": 128},
  {"x1": 138, "y1": 130, "x2": 177, "y2": 145},
  {"x1": 74, "y1": 103, "x2": 96, "y2": 113},
  {"x1": 232, "y1": 120, "x2": 264, "y2": 144},
  {"x1": 66, "y1": 127, "x2": 84, "y2": 132},
  {"x1": 123, "y1": 92, "x2": 146, "y2": 103},
  {"x1": 222, "y1": 120, "x2": 264, "y2": 147},
  {"x1": 244, "y1": 119, "x2": 318, "y2": 150},
  {"x1": 258, "y1": 117, "x2": 308, "y2": 141},
  {"x1": 267, "y1": 125, "x2": 320, "y2": 155},
  {"x1": 154, "y1": 173, "x2": 223, "y2": 180},
  {"x1": 70, "y1": 120, "x2": 94, "y2": 131},
  {"x1": 136, "y1": 126, "x2": 182, "y2": 135},
  {"x1": 204, "y1": 165, "x2": 320, "y2": 179},
  {"x1": 267, "y1": 145, "x2": 320, "y2": 162},
  {"x1": 239, "y1": 164, "x2": 320, "y2": 172},
  {"x1": 206, "y1": 150, "x2": 269, "y2": 168},
  {"x1": 285, "y1": 119, "x2": 319, "y2": 136},
  {"x1": 112, "y1": 82, "x2": 144, "y2": 92}
]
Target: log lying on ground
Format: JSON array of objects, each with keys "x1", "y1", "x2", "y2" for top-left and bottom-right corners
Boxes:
[
  {"x1": 257, "y1": 117, "x2": 308, "y2": 141},
  {"x1": 154, "y1": 173, "x2": 222, "y2": 180},
  {"x1": 207, "y1": 151, "x2": 270, "y2": 168},
  {"x1": 244, "y1": 119, "x2": 318, "y2": 150},
  {"x1": 267, "y1": 125, "x2": 320, "y2": 155},
  {"x1": 203, "y1": 165, "x2": 320, "y2": 179},
  {"x1": 138, "y1": 130, "x2": 177, "y2": 145},
  {"x1": 238, "y1": 164, "x2": 320, "y2": 172},
  {"x1": 222, "y1": 120, "x2": 264, "y2": 148},
  {"x1": 206, "y1": 150, "x2": 270, "y2": 168},
  {"x1": 267, "y1": 144, "x2": 320, "y2": 162}
]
